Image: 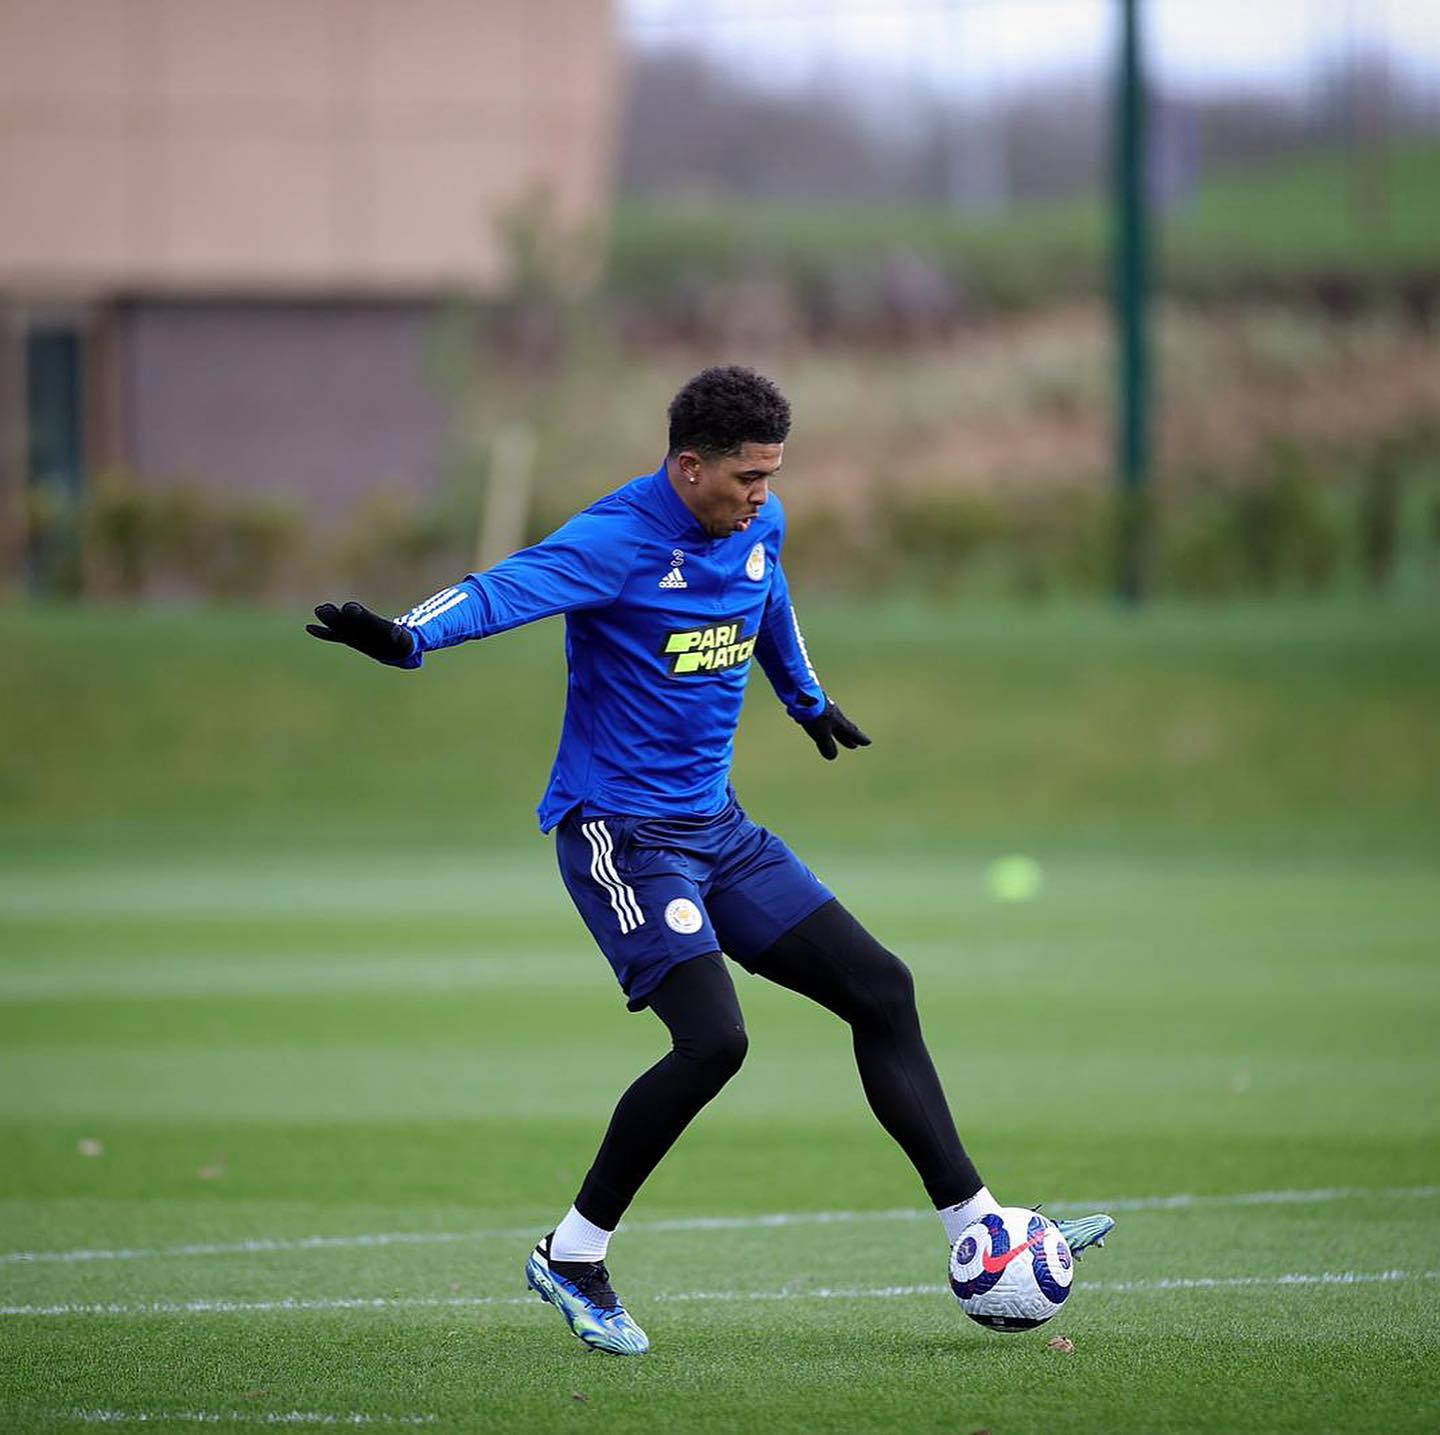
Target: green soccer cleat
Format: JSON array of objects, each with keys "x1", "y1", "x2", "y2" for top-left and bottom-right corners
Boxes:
[
  {"x1": 1055, "y1": 1212, "x2": 1115, "y2": 1258},
  {"x1": 525, "y1": 1234, "x2": 650, "y2": 1356}
]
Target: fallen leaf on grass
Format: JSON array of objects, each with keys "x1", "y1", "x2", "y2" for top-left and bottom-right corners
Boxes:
[{"x1": 1048, "y1": 1335, "x2": 1076, "y2": 1353}]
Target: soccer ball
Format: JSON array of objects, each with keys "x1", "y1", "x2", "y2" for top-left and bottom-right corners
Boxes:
[{"x1": 949, "y1": 1207, "x2": 1073, "y2": 1331}]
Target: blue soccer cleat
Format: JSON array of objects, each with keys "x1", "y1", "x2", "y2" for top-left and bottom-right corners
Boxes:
[
  {"x1": 525, "y1": 1234, "x2": 650, "y2": 1356},
  {"x1": 1055, "y1": 1212, "x2": 1116, "y2": 1258}
]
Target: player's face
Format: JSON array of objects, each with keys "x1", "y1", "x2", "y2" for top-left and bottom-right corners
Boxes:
[{"x1": 677, "y1": 442, "x2": 782, "y2": 538}]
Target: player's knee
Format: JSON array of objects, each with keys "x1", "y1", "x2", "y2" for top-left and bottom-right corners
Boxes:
[
  {"x1": 681, "y1": 1021, "x2": 749, "y2": 1085},
  {"x1": 857, "y1": 951, "x2": 917, "y2": 1026}
]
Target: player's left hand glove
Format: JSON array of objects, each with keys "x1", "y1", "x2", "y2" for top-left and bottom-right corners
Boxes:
[
  {"x1": 800, "y1": 699, "x2": 871, "y2": 761},
  {"x1": 306, "y1": 601, "x2": 415, "y2": 665}
]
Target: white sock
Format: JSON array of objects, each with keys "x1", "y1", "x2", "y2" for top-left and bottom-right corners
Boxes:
[
  {"x1": 549, "y1": 1205, "x2": 613, "y2": 1264},
  {"x1": 938, "y1": 1185, "x2": 1003, "y2": 1246}
]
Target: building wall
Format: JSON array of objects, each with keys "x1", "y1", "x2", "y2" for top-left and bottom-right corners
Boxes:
[
  {"x1": 0, "y1": 0, "x2": 619, "y2": 589},
  {"x1": 115, "y1": 301, "x2": 456, "y2": 515},
  {"x1": 0, "y1": 0, "x2": 618, "y2": 296}
]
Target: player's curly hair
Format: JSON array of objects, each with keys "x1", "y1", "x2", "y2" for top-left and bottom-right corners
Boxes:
[{"x1": 667, "y1": 366, "x2": 791, "y2": 457}]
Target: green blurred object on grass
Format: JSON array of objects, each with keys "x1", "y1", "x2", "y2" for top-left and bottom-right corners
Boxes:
[{"x1": 986, "y1": 855, "x2": 1044, "y2": 903}]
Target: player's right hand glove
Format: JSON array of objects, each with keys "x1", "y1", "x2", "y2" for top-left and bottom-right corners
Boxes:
[
  {"x1": 306, "y1": 601, "x2": 415, "y2": 666},
  {"x1": 800, "y1": 699, "x2": 872, "y2": 761}
]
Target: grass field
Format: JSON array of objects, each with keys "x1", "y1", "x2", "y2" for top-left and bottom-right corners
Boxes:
[
  {"x1": 610, "y1": 139, "x2": 1440, "y2": 302},
  {"x1": 3, "y1": 601, "x2": 1439, "y2": 1432}
]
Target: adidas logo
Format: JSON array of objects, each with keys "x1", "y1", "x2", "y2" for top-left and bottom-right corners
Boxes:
[{"x1": 659, "y1": 549, "x2": 688, "y2": 589}]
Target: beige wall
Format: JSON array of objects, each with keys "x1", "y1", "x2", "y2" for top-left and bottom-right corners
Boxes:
[{"x1": 0, "y1": 0, "x2": 618, "y2": 297}]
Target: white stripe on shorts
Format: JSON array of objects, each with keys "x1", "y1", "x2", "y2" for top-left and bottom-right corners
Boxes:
[
  {"x1": 581, "y1": 821, "x2": 644, "y2": 934},
  {"x1": 594, "y1": 821, "x2": 644, "y2": 932}
]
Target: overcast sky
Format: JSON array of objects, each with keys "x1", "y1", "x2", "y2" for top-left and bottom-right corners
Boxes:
[{"x1": 623, "y1": 0, "x2": 1440, "y2": 99}]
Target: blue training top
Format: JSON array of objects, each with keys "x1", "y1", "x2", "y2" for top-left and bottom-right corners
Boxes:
[{"x1": 391, "y1": 460, "x2": 827, "y2": 831}]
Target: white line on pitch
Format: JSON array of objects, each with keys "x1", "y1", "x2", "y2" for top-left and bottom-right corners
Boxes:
[
  {"x1": 62, "y1": 1413, "x2": 435, "y2": 1427},
  {"x1": 4, "y1": 1269, "x2": 1438, "y2": 1318},
  {"x1": 2, "y1": 1184, "x2": 1435, "y2": 1267}
]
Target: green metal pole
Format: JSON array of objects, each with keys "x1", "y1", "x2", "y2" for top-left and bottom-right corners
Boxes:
[{"x1": 1115, "y1": 0, "x2": 1150, "y2": 602}]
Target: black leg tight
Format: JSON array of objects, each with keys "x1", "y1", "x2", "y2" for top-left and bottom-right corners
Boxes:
[
  {"x1": 572, "y1": 901, "x2": 980, "y2": 1228},
  {"x1": 575, "y1": 952, "x2": 747, "y2": 1229},
  {"x1": 748, "y1": 899, "x2": 982, "y2": 1209}
]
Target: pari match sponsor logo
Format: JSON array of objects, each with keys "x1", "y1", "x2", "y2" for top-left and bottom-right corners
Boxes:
[{"x1": 661, "y1": 617, "x2": 757, "y2": 675}]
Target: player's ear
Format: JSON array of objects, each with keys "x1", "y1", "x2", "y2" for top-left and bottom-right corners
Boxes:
[{"x1": 677, "y1": 449, "x2": 704, "y2": 485}]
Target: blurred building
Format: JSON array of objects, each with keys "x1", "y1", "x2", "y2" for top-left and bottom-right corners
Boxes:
[{"x1": 0, "y1": 0, "x2": 618, "y2": 586}]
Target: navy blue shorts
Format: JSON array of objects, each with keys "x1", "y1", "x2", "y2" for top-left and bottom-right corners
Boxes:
[{"x1": 555, "y1": 792, "x2": 834, "y2": 1010}]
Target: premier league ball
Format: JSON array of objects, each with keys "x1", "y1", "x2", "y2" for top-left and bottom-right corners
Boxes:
[{"x1": 949, "y1": 1207, "x2": 1073, "y2": 1331}]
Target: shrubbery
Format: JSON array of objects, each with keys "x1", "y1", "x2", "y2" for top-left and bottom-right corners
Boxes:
[
  {"x1": 28, "y1": 472, "x2": 304, "y2": 603},
  {"x1": 814, "y1": 428, "x2": 1439, "y2": 600},
  {"x1": 332, "y1": 491, "x2": 472, "y2": 614},
  {"x1": 18, "y1": 428, "x2": 1439, "y2": 607}
]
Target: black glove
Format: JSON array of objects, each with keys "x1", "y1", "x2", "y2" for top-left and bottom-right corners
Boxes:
[
  {"x1": 306, "y1": 601, "x2": 415, "y2": 666},
  {"x1": 800, "y1": 699, "x2": 872, "y2": 761}
]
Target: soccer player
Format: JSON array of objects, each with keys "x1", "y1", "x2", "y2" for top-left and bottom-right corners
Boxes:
[{"x1": 307, "y1": 366, "x2": 1114, "y2": 1355}]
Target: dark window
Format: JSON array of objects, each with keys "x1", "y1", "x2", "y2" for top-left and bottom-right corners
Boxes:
[{"x1": 26, "y1": 325, "x2": 86, "y2": 593}]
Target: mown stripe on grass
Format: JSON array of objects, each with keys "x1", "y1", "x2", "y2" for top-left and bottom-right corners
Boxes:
[
  {"x1": 5, "y1": 1269, "x2": 1437, "y2": 1318},
  {"x1": 3, "y1": 1184, "x2": 1436, "y2": 1267}
]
